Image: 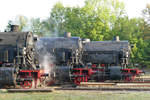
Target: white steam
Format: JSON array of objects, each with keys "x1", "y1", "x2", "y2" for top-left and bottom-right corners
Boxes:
[
  {"x1": 40, "y1": 53, "x2": 55, "y2": 74},
  {"x1": 35, "y1": 39, "x2": 55, "y2": 74}
]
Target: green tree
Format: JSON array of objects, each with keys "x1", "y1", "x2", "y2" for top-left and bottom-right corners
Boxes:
[
  {"x1": 47, "y1": 0, "x2": 125, "y2": 40},
  {"x1": 48, "y1": 2, "x2": 66, "y2": 36},
  {"x1": 30, "y1": 18, "x2": 43, "y2": 36},
  {"x1": 142, "y1": 4, "x2": 150, "y2": 40},
  {"x1": 5, "y1": 20, "x2": 13, "y2": 32},
  {"x1": 140, "y1": 4, "x2": 150, "y2": 67}
]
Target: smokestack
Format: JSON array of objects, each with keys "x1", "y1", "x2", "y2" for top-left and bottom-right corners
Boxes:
[
  {"x1": 113, "y1": 36, "x2": 120, "y2": 41},
  {"x1": 64, "y1": 32, "x2": 71, "y2": 38},
  {"x1": 10, "y1": 25, "x2": 19, "y2": 32}
]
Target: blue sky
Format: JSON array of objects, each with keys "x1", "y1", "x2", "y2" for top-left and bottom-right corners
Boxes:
[{"x1": 0, "y1": 0, "x2": 150, "y2": 31}]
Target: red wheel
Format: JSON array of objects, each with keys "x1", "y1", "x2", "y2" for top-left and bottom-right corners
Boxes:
[
  {"x1": 74, "y1": 77, "x2": 81, "y2": 85},
  {"x1": 74, "y1": 76, "x2": 89, "y2": 85},
  {"x1": 21, "y1": 81, "x2": 32, "y2": 89}
]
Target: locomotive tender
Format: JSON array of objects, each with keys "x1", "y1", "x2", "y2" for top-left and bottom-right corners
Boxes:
[{"x1": 37, "y1": 33, "x2": 143, "y2": 85}]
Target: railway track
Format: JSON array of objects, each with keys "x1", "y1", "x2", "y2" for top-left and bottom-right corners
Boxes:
[
  {"x1": 2, "y1": 86, "x2": 150, "y2": 92},
  {"x1": 55, "y1": 87, "x2": 150, "y2": 91},
  {"x1": 80, "y1": 82, "x2": 150, "y2": 87},
  {"x1": 54, "y1": 81, "x2": 150, "y2": 92},
  {"x1": 0, "y1": 88, "x2": 54, "y2": 92}
]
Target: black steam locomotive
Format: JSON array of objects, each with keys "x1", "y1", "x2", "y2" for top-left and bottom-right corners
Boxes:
[
  {"x1": 0, "y1": 26, "x2": 143, "y2": 88},
  {"x1": 0, "y1": 25, "x2": 47, "y2": 88},
  {"x1": 36, "y1": 33, "x2": 143, "y2": 85}
]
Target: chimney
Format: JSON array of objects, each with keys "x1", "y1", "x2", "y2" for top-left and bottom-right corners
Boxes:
[
  {"x1": 10, "y1": 25, "x2": 19, "y2": 32},
  {"x1": 113, "y1": 36, "x2": 120, "y2": 41},
  {"x1": 64, "y1": 32, "x2": 71, "y2": 38}
]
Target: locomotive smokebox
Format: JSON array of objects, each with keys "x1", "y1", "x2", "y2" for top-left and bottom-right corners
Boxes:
[{"x1": 10, "y1": 25, "x2": 19, "y2": 32}]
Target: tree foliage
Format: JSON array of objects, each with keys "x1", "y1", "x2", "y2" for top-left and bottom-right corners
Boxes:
[{"x1": 48, "y1": 0, "x2": 125, "y2": 40}]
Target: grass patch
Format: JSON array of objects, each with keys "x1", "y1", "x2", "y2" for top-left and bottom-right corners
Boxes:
[{"x1": 0, "y1": 90, "x2": 150, "y2": 100}]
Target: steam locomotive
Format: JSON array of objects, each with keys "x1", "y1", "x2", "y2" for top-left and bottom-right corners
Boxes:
[
  {"x1": 0, "y1": 24, "x2": 143, "y2": 88},
  {"x1": 0, "y1": 25, "x2": 47, "y2": 89},
  {"x1": 36, "y1": 32, "x2": 143, "y2": 85}
]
